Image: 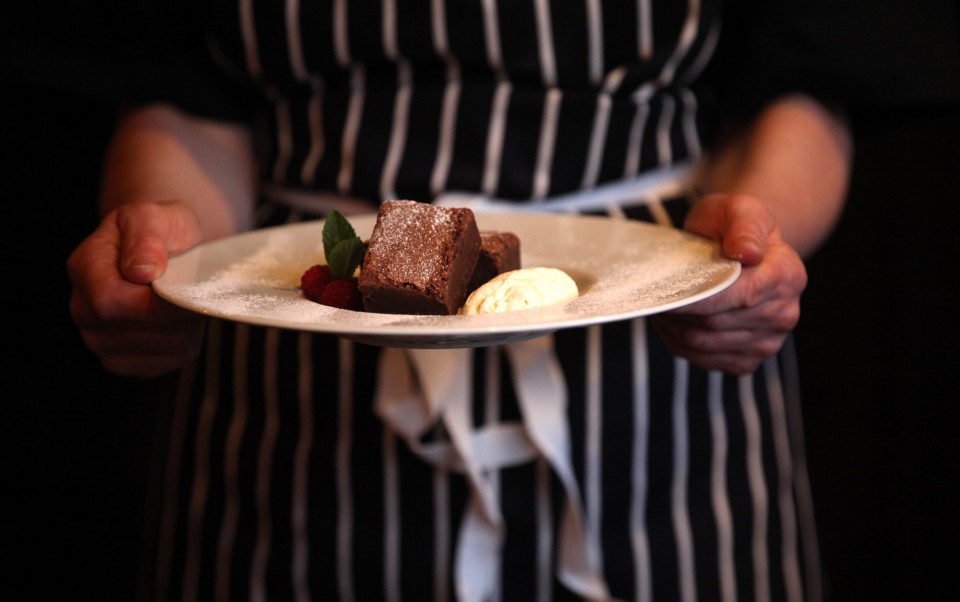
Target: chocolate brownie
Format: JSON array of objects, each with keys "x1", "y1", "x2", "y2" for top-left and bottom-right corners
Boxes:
[
  {"x1": 358, "y1": 200, "x2": 481, "y2": 315},
  {"x1": 467, "y1": 231, "x2": 521, "y2": 293}
]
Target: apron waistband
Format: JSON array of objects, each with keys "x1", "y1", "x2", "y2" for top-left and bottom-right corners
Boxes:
[{"x1": 260, "y1": 161, "x2": 699, "y2": 216}]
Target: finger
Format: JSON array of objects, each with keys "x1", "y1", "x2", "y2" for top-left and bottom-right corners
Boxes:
[
  {"x1": 719, "y1": 196, "x2": 776, "y2": 265},
  {"x1": 652, "y1": 316, "x2": 788, "y2": 357},
  {"x1": 652, "y1": 315, "x2": 752, "y2": 353},
  {"x1": 97, "y1": 352, "x2": 199, "y2": 379},
  {"x1": 79, "y1": 320, "x2": 205, "y2": 358},
  {"x1": 668, "y1": 242, "x2": 806, "y2": 319},
  {"x1": 70, "y1": 274, "x2": 198, "y2": 328},
  {"x1": 75, "y1": 310, "x2": 206, "y2": 378},
  {"x1": 686, "y1": 194, "x2": 777, "y2": 266},
  {"x1": 671, "y1": 349, "x2": 766, "y2": 376},
  {"x1": 66, "y1": 224, "x2": 125, "y2": 300},
  {"x1": 665, "y1": 293, "x2": 800, "y2": 333},
  {"x1": 115, "y1": 202, "x2": 202, "y2": 284},
  {"x1": 650, "y1": 319, "x2": 785, "y2": 375}
]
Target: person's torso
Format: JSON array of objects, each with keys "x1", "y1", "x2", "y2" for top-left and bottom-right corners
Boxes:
[{"x1": 206, "y1": 0, "x2": 721, "y2": 201}]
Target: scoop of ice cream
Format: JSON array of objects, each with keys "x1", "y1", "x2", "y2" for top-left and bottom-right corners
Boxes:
[{"x1": 459, "y1": 267, "x2": 579, "y2": 315}]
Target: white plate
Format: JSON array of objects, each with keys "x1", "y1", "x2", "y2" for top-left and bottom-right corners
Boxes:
[{"x1": 153, "y1": 213, "x2": 740, "y2": 348}]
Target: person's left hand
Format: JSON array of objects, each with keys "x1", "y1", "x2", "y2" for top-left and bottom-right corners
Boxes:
[{"x1": 651, "y1": 193, "x2": 807, "y2": 375}]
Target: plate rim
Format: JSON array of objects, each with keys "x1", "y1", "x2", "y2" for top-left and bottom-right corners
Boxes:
[{"x1": 153, "y1": 212, "x2": 740, "y2": 347}]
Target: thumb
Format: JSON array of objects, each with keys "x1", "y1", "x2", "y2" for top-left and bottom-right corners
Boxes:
[
  {"x1": 115, "y1": 201, "x2": 202, "y2": 284},
  {"x1": 689, "y1": 193, "x2": 775, "y2": 267}
]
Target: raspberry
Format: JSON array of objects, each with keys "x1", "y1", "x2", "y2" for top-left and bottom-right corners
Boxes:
[
  {"x1": 319, "y1": 278, "x2": 364, "y2": 311},
  {"x1": 301, "y1": 264, "x2": 332, "y2": 302}
]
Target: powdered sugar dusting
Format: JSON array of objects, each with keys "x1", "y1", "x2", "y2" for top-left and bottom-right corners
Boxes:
[
  {"x1": 563, "y1": 230, "x2": 730, "y2": 314},
  {"x1": 362, "y1": 200, "x2": 460, "y2": 287},
  {"x1": 215, "y1": 230, "x2": 316, "y2": 288},
  {"x1": 159, "y1": 228, "x2": 319, "y2": 316}
]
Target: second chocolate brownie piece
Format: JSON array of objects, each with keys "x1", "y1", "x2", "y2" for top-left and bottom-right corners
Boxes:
[{"x1": 467, "y1": 231, "x2": 521, "y2": 293}]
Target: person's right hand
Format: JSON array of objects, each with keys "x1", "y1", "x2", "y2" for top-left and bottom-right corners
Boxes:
[{"x1": 67, "y1": 200, "x2": 207, "y2": 378}]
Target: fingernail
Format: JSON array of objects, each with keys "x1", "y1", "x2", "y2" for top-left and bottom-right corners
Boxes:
[
  {"x1": 728, "y1": 235, "x2": 762, "y2": 262},
  {"x1": 124, "y1": 256, "x2": 156, "y2": 274}
]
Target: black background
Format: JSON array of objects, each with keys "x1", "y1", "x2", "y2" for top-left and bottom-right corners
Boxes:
[
  {"x1": 795, "y1": 104, "x2": 960, "y2": 601},
  {"x1": 1, "y1": 83, "x2": 163, "y2": 600}
]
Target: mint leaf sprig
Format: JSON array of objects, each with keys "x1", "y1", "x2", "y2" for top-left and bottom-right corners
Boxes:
[{"x1": 322, "y1": 210, "x2": 365, "y2": 280}]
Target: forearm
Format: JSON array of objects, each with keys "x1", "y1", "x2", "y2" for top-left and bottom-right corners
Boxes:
[
  {"x1": 702, "y1": 94, "x2": 853, "y2": 258},
  {"x1": 99, "y1": 103, "x2": 256, "y2": 241}
]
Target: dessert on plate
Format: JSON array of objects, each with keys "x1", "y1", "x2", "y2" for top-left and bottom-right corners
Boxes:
[{"x1": 301, "y1": 201, "x2": 578, "y2": 315}]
